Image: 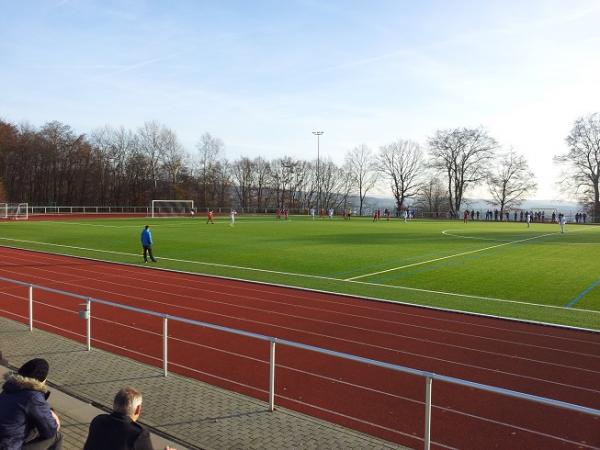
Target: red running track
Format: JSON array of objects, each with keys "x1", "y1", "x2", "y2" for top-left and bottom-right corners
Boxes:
[{"x1": 0, "y1": 246, "x2": 598, "y2": 449}]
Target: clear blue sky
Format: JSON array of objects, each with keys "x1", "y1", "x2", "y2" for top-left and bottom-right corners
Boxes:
[{"x1": 2, "y1": 0, "x2": 600, "y2": 199}]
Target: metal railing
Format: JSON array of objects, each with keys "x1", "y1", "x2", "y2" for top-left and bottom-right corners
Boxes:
[
  {"x1": 16, "y1": 205, "x2": 599, "y2": 222},
  {"x1": 1, "y1": 274, "x2": 599, "y2": 450},
  {"x1": 28, "y1": 205, "x2": 149, "y2": 215}
]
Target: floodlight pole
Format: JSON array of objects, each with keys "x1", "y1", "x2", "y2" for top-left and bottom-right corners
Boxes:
[{"x1": 312, "y1": 131, "x2": 324, "y2": 214}]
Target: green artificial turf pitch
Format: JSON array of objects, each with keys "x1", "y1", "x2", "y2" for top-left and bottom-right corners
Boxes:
[{"x1": 1, "y1": 215, "x2": 599, "y2": 330}]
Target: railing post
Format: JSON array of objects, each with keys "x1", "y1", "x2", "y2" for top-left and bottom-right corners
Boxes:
[
  {"x1": 28, "y1": 285, "x2": 33, "y2": 331},
  {"x1": 424, "y1": 376, "x2": 432, "y2": 450},
  {"x1": 163, "y1": 316, "x2": 168, "y2": 377},
  {"x1": 269, "y1": 340, "x2": 276, "y2": 411},
  {"x1": 86, "y1": 298, "x2": 92, "y2": 351}
]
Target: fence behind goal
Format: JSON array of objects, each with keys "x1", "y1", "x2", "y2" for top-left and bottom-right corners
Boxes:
[
  {"x1": 0, "y1": 203, "x2": 28, "y2": 220},
  {"x1": 0, "y1": 275, "x2": 598, "y2": 449}
]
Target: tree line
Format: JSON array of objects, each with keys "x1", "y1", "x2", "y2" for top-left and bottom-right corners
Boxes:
[{"x1": 0, "y1": 114, "x2": 598, "y2": 219}]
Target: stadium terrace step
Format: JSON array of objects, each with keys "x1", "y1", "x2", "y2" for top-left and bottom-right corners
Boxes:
[
  {"x1": 0, "y1": 317, "x2": 405, "y2": 450},
  {"x1": 0, "y1": 364, "x2": 181, "y2": 450}
]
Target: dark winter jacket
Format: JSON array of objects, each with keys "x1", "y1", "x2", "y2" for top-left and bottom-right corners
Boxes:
[
  {"x1": 83, "y1": 412, "x2": 154, "y2": 450},
  {"x1": 0, "y1": 373, "x2": 58, "y2": 450}
]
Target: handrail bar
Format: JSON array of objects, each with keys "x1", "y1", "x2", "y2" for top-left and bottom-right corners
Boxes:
[
  {"x1": 2, "y1": 274, "x2": 599, "y2": 420},
  {"x1": 0, "y1": 275, "x2": 91, "y2": 300},
  {"x1": 432, "y1": 373, "x2": 600, "y2": 416}
]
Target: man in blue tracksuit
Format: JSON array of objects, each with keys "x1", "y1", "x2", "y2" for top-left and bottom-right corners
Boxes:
[{"x1": 140, "y1": 225, "x2": 157, "y2": 263}]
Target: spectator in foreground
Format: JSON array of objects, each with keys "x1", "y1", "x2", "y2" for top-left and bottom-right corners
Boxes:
[
  {"x1": 0, "y1": 358, "x2": 63, "y2": 450},
  {"x1": 83, "y1": 387, "x2": 175, "y2": 450}
]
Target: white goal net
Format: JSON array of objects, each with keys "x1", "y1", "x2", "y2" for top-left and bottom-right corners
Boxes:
[
  {"x1": 151, "y1": 200, "x2": 194, "y2": 218},
  {"x1": 0, "y1": 203, "x2": 29, "y2": 220}
]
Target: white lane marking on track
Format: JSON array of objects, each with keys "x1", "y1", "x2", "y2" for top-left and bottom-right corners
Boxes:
[
  {"x1": 3, "y1": 249, "x2": 600, "y2": 383},
  {"x1": 3, "y1": 250, "x2": 599, "y2": 373},
  {"x1": 1, "y1": 236, "x2": 599, "y2": 316},
  {"x1": 4, "y1": 262, "x2": 599, "y2": 396},
  {"x1": 15, "y1": 310, "x2": 585, "y2": 448},
  {"x1": 4, "y1": 247, "x2": 600, "y2": 351},
  {"x1": 4, "y1": 247, "x2": 599, "y2": 355},
  {"x1": 280, "y1": 382, "x2": 598, "y2": 449},
  {"x1": 34, "y1": 298, "x2": 570, "y2": 448}
]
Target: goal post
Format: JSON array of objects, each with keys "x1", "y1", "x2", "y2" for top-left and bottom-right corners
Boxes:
[
  {"x1": 0, "y1": 203, "x2": 29, "y2": 220},
  {"x1": 150, "y1": 200, "x2": 194, "y2": 218}
]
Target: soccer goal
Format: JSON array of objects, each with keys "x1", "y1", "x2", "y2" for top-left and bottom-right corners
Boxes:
[
  {"x1": 0, "y1": 203, "x2": 29, "y2": 220},
  {"x1": 150, "y1": 200, "x2": 194, "y2": 218}
]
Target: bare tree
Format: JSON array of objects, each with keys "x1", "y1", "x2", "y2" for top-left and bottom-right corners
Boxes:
[
  {"x1": 377, "y1": 140, "x2": 423, "y2": 211},
  {"x1": 294, "y1": 161, "x2": 316, "y2": 210},
  {"x1": 288, "y1": 160, "x2": 310, "y2": 210},
  {"x1": 196, "y1": 132, "x2": 224, "y2": 207},
  {"x1": 428, "y1": 127, "x2": 498, "y2": 217},
  {"x1": 270, "y1": 156, "x2": 300, "y2": 209},
  {"x1": 0, "y1": 120, "x2": 25, "y2": 202},
  {"x1": 252, "y1": 157, "x2": 271, "y2": 210},
  {"x1": 37, "y1": 121, "x2": 92, "y2": 204},
  {"x1": 332, "y1": 164, "x2": 354, "y2": 211},
  {"x1": 2, "y1": 120, "x2": 104, "y2": 205},
  {"x1": 90, "y1": 126, "x2": 139, "y2": 204},
  {"x1": 231, "y1": 157, "x2": 254, "y2": 209},
  {"x1": 0, "y1": 118, "x2": 192, "y2": 206},
  {"x1": 159, "y1": 128, "x2": 186, "y2": 187},
  {"x1": 319, "y1": 159, "x2": 352, "y2": 210},
  {"x1": 414, "y1": 177, "x2": 448, "y2": 218},
  {"x1": 487, "y1": 150, "x2": 537, "y2": 219},
  {"x1": 137, "y1": 121, "x2": 166, "y2": 193},
  {"x1": 212, "y1": 159, "x2": 232, "y2": 207},
  {"x1": 344, "y1": 144, "x2": 377, "y2": 216},
  {"x1": 137, "y1": 122, "x2": 186, "y2": 198},
  {"x1": 554, "y1": 113, "x2": 600, "y2": 221}
]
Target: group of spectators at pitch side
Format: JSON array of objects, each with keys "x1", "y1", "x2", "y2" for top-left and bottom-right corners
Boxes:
[
  {"x1": 463, "y1": 209, "x2": 581, "y2": 223},
  {"x1": 0, "y1": 358, "x2": 175, "y2": 450},
  {"x1": 480, "y1": 209, "x2": 545, "y2": 222}
]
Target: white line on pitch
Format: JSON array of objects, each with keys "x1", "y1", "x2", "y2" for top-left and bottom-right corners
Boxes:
[
  {"x1": 1, "y1": 236, "x2": 599, "y2": 316},
  {"x1": 0, "y1": 237, "x2": 337, "y2": 280},
  {"x1": 344, "y1": 231, "x2": 559, "y2": 281}
]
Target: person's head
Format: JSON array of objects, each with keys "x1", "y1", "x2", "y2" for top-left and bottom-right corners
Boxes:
[
  {"x1": 145, "y1": 225, "x2": 149, "y2": 230},
  {"x1": 113, "y1": 387, "x2": 143, "y2": 421},
  {"x1": 18, "y1": 358, "x2": 49, "y2": 383}
]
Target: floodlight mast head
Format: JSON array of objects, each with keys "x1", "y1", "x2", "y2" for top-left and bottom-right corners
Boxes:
[{"x1": 312, "y1": 131, "x2": 324, "y2": 213}]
